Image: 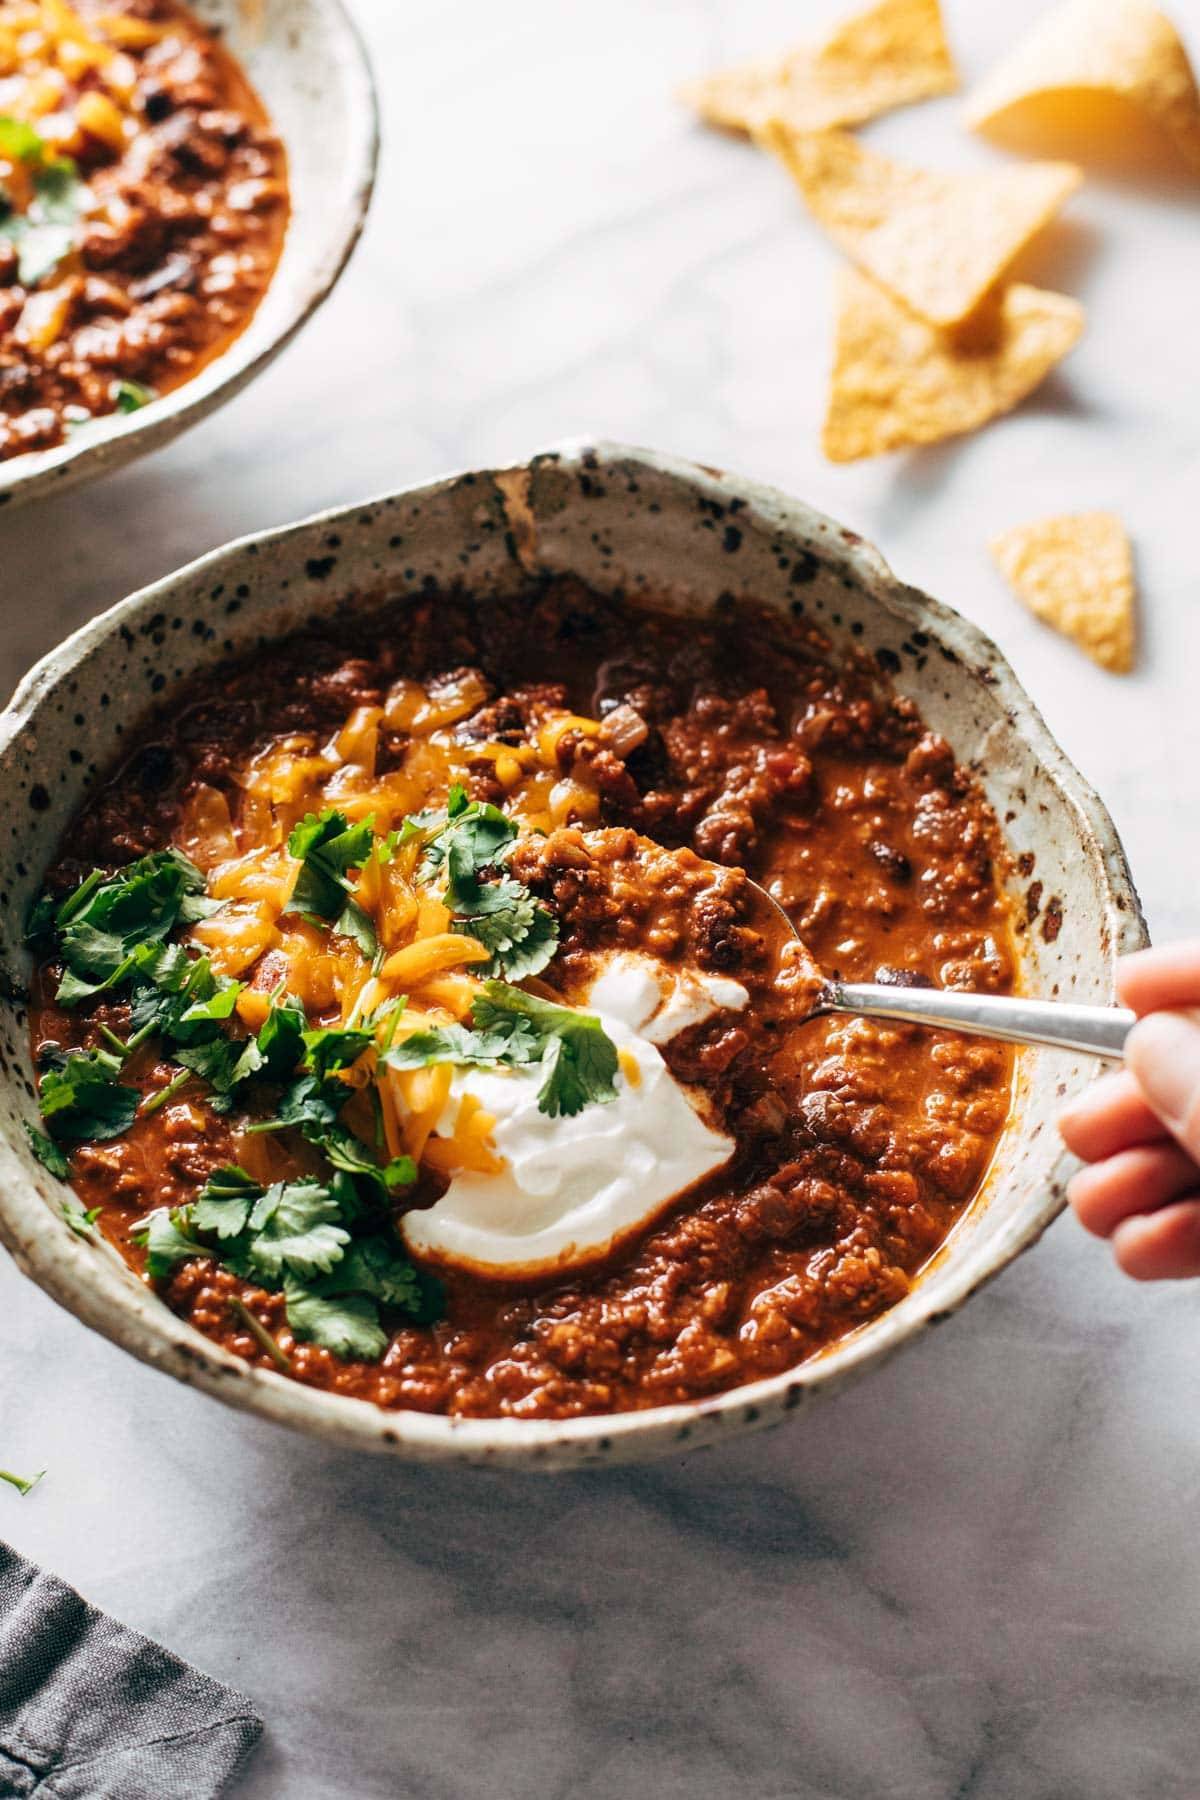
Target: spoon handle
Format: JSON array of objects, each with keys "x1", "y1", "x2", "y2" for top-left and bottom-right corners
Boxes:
[{"x1": 828, "y1": 983, "x2": 1136, "y2": 1061}]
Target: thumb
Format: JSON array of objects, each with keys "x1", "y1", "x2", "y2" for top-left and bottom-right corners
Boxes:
[{"x1": 1126, "y1": 1008, "x2": 1200, "y2": 1161}]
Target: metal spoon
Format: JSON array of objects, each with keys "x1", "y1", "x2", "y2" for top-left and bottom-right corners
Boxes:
[{"x1": 747, "y1": 879, "x2": 1134, "y2": 1062}]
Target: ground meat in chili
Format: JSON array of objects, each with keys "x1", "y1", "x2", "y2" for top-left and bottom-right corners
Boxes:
[
  {"x1": 30, "y1": 578, "x2": 1017, "y2": 1419},
  {"x1": 0, "y1": 0, "x2": 287, "y2": 462}
]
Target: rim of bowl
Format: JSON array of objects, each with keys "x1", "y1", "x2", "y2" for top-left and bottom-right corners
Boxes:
[
  {"x1": 0, "y1": 0, "x2": 379, "y2": 512},
  {"x1": 0, "y1": 441, "x2": 1149, "y2": 1468}
]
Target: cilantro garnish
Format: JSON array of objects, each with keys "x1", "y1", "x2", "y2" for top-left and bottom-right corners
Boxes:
[
  {"x1": 113, "y1": 379, "x2": 156, "y2": 414},
  {"x1": 0, "y1": 119, "x2": 87, "y2": 288},
  {"x1": 300, "y1": 1020, "x2": 376, "y2": 1080},
  {"x1": 0, "y1": 1467, "x2": 45, "y2": 1499},
  {"x1": 284, "y1": 1234, "x2": 439, "y2": 1359},
  {"x1": 190, "y1": 1165, "x2": 262, "y2": 1239},
  {"x1": 230, "y1": 1179, "x2": 351, "y2": 1282},
  {"x1": 126, "y1": 943, "x2": 243, "y2": 1046},
  {"x1": 0, "y1": 117, "x2": 46, "y2": 164},
  {"x1": 62, "y1": 1199, "x2": 101, "y2": 1237},
  {"x1": 282, "y1": 1283, "x2": 389, "y2": 1361},
  {"x1": 382, "y1": 979, "x2": 618, "y2": 1119},
  {"x1": 137, "y1": 1206, "x2": 209, "y2": 1278},
  {"x1": 284, "y1": 810, "x2": 378, "y2": 956},
  {"x1": 411, "y1": 785, "x2": 558, "y2": 979},
  {"x1": 24, "y1": 1122, "x2": 70, "y2": 1178},
  {"x1": 36, "y1": 849, "x2": 217, "y2": 1006},
  {"x1": 37, "y1": 1049, "x2": 140, "y2": 1143},
  {"x1": 245, "y1": 1065, "x2": 416, "y2": 1203},
  {"x1": 255, "y1": 991, "x2": 307, "y2": 1080},
  {"x1": 135, "y1": 1163, "x2": 435, "y2": 1360},
  {"x1": 473, "y1": 982, "x2": 619, "y2": 1117}
]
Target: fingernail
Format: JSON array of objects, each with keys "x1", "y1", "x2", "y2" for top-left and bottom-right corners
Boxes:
[{"x1": 1127, "y1": 1009, "x2": 1200, "y2": 1133}]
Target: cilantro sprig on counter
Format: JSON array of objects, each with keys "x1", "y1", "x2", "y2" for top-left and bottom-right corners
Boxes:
[{"x1": 0, "y1": 1467, "x2": 45, "y2": 1499}]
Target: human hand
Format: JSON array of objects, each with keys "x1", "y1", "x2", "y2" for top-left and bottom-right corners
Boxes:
[{"x1": 1060, "y1": 943, "x2": 1200, "y2": 1279}]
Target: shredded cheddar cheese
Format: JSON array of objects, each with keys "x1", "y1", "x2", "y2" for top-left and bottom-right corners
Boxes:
[
  {"x1": 179, "y1": 679, "x2": 610, "y2": 1183},
  {"x1": 0, "y1": 0, "x2": 167, "y2": 157}
]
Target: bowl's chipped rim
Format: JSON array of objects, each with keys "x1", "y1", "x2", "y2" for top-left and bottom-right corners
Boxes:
[
  {"x1": 0, "y1": 0, "x2": 378, "y2": 511},
  {"x1": 0, "y1": 442, "x2": 1148, "y2": 1468}
]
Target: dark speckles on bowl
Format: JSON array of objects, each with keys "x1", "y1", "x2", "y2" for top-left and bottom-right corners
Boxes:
[{"x1": 0, "y1": 443, "x2": 1147, "y2": 1470}]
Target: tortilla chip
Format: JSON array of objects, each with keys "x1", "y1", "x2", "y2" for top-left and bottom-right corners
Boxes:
[
  {"x1": 823, "y1": 268, "x2": 1085, "y2": 462},
  {"x1": 966, "y1": 0, "x2": 1200, "y2": 175},
  {"x1": 679, "y1": 0, "x2": 957, "y2": 137},
  {"x1": 989, "y1": 512, "x2": 1136, "y2": 673},
  {"x1": 760, "y1": 126, "x2": 1080, "y2": 327}
]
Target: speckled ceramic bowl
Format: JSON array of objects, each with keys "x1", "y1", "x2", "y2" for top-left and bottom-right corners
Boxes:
[
  {"x1": 0, "y1": 444, "x2": 1147, "y2": 1468},
  {"x1": 0, "y1": 0, "x2": 377, "y2": 512}
]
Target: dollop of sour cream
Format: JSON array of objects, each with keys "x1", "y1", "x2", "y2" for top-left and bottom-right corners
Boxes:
[{"x1": 400, "y1": 955, "x2": 749, "y2": 1279}]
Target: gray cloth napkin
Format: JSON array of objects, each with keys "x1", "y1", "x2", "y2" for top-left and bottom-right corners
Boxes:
[{"x1": 0, "y1": 1543, "x2": 261, "y2": 1799}]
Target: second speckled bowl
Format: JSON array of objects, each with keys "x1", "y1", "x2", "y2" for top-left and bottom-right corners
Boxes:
[{"x1": 0, "y1": 0, "x2": 377, "y2": 511}]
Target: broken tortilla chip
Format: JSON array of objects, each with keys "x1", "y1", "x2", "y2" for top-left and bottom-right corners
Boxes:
[
  {"x1": 679, "y1": 0, "x2": 957, "y2": 137},
  {"x1": 759, "y1": 126, "x2": 1080, "y2": 328},
  {"x1": 989, "y1": 512, "x2": 1137, "y2": 673},
  {"x1": 822, "y1": 268, "x2": 1085, "y2": 462},
  {"x1": 966, "y1": 0, "x2": 1200, "y2": 175}
]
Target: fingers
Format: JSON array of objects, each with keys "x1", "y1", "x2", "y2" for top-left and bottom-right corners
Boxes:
[
  {"x1": 1059, "y1": 1068, "x2": 1170, "y2": 1162},
  {"x1": 1118, "y1": 943, "x2": 1200, "y2": 1015},
  {"x1": 1124, "y1": 1010, "x2": 1200, "y2": 1161},
  {"x1": 1062, "y1": 950, "x2": 1200, "y2": 1283},
  {"x1": 1068, "y1": 1141, "x2": 1200, "y2": 1239},
  {"x1": 1112, "y1": 1199, "x2": 1200, "y2": 1280}
]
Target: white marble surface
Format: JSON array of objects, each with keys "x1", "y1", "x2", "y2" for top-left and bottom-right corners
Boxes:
[{"x1": 3, "y1": 1, "x2": 1200, "y2": 1794}]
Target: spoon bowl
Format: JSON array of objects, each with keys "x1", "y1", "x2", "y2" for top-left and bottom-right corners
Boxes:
[{"x1": 744, "y1": 878, "x2": 1135, "y2": 1061}]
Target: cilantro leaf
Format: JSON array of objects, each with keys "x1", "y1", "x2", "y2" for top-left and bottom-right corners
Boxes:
[
  {"x1": 335, "y1": 1235, "x2": 442, "y2": 1320},
  {"x1": 237, "y1": 1179, "x2": 350, "y2": 1281},
  {"x1": 0, "y1": 150, "x2": 86, "y2": 288},
  {"x1": 114, "y1": 378, "x2": 155, "y2": 413},
  {"x1": 48, "y1": 850, "x2": 213, "y2": 1004},
  {"x1": 382, "y1": 1014, "x2": 539, "y2": 1074},
  {"x1": 174, "y1": 1037, "x2": 256, "y2": 1109},
  {"x1": 63, "y1": 1199, "x2": 102, "y2": 1237},
  {"x1": 24, "y1": 1122, "x2": 70, "y2": 1178},
  {"x1": 249, "y1": 1058, "x2": 414, "y2": 1202},
  {"x1": 135, "y1": 1206, "x2": 209, "y2": 1278},
  {"x1": 472, "y1": 982, "x2": 619, "y2": 1118},
  {"x1": 301, "y1": 1021, "x2": 375, "y2": 1081},
  {"x1": 332, "y1": 896, "x2": 378, "y2": 959},
  {"x1": 284, "y1": 810, "x2": 377, "y2": 956},
  {"x1": 284, "y1": 1230, "x2": 438, "y2": 1358},
  {"x1": 284, "y1": 1282, "x2": 387, "y2": 1361},
  {"x1": 421, "y1": 789, "x2": 518, "y2": 893},
  {"x1": 38, "y1": 1050, "x2": 141, "y2": 1142},
  {"x1": 255, "y1": 992, "x2": 307, "y2": 1081},
  {"x1": 127, "y1": 943, "x2": 242, "y2": 1046},
  {"x1": 411, "y1": 790, "x2": 558, "y2": 978},
  {"x1": 273, "y1": 1071, "x2": 346, "y2": 1133},
  {"x1": 383, "y1": 982, "x2": 617, "y2": 1118},
  {"x1": 191, "y1": 1166, "x2": 262, "y2": 1240},
  {"x1": 453, "y1": 879, "x2": 559, "y2": 980},
  {"x1": 315, "y1": 1123, "x2": 416, "y2": 1198},
  {"x1": 0, "y1": 116, "x2": 46, "y2": 163}
]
